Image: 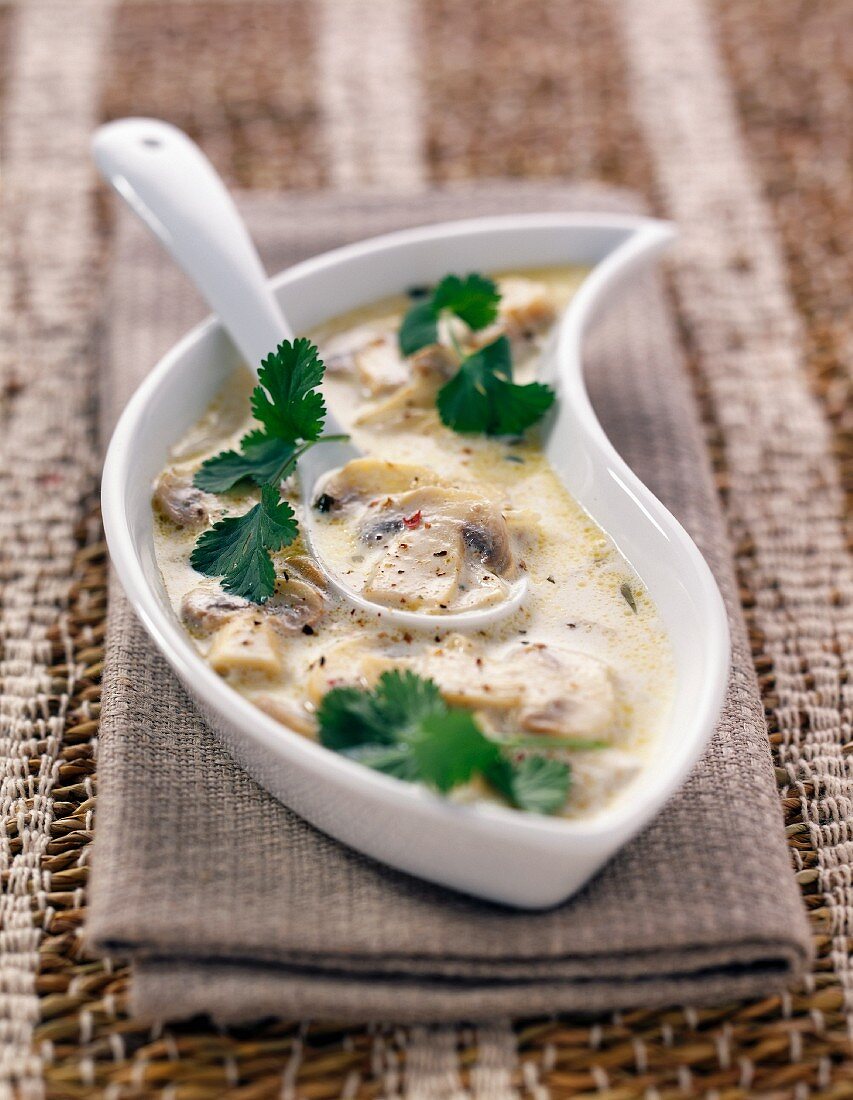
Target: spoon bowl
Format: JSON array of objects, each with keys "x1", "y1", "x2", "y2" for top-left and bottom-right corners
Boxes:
[{"x1": 299, "y1": 455, "x2": 530, "y2": 631}]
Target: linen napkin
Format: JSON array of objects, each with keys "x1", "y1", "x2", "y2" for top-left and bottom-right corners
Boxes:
[{"x1": 88, "y1": 184, "x2": 811, "y2": 1023}]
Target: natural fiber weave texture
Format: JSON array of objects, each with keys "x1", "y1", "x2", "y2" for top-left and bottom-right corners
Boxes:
[
  {"x1": 87, "y1": 186, "x2": 811, "y2": 1023},
  {"x1": 1, "y1": 0, "x2": 850, "y2": 1092}
]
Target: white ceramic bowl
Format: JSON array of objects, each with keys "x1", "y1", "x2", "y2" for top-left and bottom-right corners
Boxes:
[{"x1": 102, "y1": 213, "x2": 730, "y2": 909}]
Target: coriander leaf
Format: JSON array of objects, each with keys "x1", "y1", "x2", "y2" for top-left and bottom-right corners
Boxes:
[
  {"x1": 398, "y1": 272, "x2": 500, "y2": 356},
  {"x1": 436, "y1": 335, "x2": 514, "y2": 432},
  {"x1": 491, "y1": 378, "x2": 556, "y2": 435},
  {"x1": 507, "y1": 755, "x2": 570, "y2": 815},
  {"x1": 437, "y1": 335, "x2": 555, "y2": 436},
  {"x1": 399, "y1": 299, "x2": 439, "y2": 357},
  {"x1": 317, "y1": 670, "x2": 444, "y2": 752},
  {"x1": 317, "y1": 686, "x2": 397, "y2": 750},
  {"x1": 432, "y1": 273, "x2": 500, "y2": 332},
  {"x1": 409, "y1": 709, "x2": 501, "y2": 792},
  {"x1": 252, "y1": 338, "x2": 326, "y2": 442},
  {"x1": 490, "y1": 374, "x2": 556, "y2": 433},
  {"x1": 343, "y1": 742, "x2": 419, "y2": 780},
  {"x1": 194, "y1": 432, "x2": 300, "y2": 492},
  {"x1": 190, "y1": 483, "x2": 297, "y2": 603},
  {"x1": 318, "y1": 670, "x2": 499, "y2": 793},
  {"x1": 316, "y1": 671, "x2": 570, "y2": 813},
  {"x1": 482, "y1": 755, "x2": 516, "y2": 804},
  {"x1": 372, "y1": 669, "x2": 445, "y2": 730}
]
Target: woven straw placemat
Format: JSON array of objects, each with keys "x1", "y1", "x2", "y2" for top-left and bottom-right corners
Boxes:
[{"x1": 2, "y1": 0, "x2": 850, "y2": 1093}]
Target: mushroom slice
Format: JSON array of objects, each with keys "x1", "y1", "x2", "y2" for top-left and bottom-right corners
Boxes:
[
  {"x1": 471, "y1": 278, "x2": 557, "y2": 356},
  {"x1": 366, "y1": 485, "x2": 515, "y2": 579},
  {"x1": 356, "y1": 485, "x2": 517, "y2": 611},
  {"x1": 461, "y1": 508, "x2": 513, "y2": 575},
  {"x1": 418, "y1": 635, "x2": 524, "y2": 710},
  {"x1": 353, "y1": 373, "x2": 440, "y2": 426},
  {"x1": 354, "y1": 335, "x2": 410, "y2": 395},
  {"x1": 305, "y1": 639, "x2": 399, "y2": 704},
  {"x1": 496, "y1": 277, "x2": 556, "y2": 338},
  {"x1": 352, "y1": 343, "x2": 457, "y2": 425},
  {"x1": 320, "y1": 323, "x2": 388, "y2": 376},
  {"x1": 509, "y1": 644, "x2": 617, "y2": 739},
  {"x1": 447, "y1": 570, "x2": 512, "y2": 612},
  {"x1": 153, "y1": 470, "x2": 213, "y2": 528},
  {"x1": 252, "y1": 693, "x2": 317, "y2": 736},
  {"x1": 318, "y1": 458, "x2": 440, "y2": 511},
  {"x1": 418, "y1": 639, "x2": 616, "y2": 735},
  {"x1": 363, "y1": 520, "x2": 464, "y2": 610},
  {"x1": 280, "y1": 553, "x2": 329, "y2": 591},
  {"x1": 266, "y1": 554, "x2": 328, "y2": 634},
  {"x1": 410, "y1": 342, "x2": 457, "y2": 381},
  {"x1": 267, "y1": 578, "x2": 326, "y2": 635},
  {"x1": 207, "y1": 613, "x2": 285, "y2": 677},
  {"x1": 180, "y1": 587, "x2": 249, "y2": 635}
]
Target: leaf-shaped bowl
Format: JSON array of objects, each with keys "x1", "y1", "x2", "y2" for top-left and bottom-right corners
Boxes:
[{"x1": 102, "y1": 213, "x2": 730, "y2": 909}]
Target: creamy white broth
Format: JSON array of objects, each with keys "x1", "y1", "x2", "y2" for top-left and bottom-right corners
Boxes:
[{"x1": 151, "y1": 267, "x2": 675, "y2": 818}]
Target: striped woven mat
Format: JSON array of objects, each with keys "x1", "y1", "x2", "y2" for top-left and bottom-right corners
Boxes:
[{"x1": 0, "y1": 0, "x2": 850, "y2": 1095}]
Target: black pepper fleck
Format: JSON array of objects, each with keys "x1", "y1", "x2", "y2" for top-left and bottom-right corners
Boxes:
[{"x1": 314, "y1": 493, "x2": 336, "y2": 513}]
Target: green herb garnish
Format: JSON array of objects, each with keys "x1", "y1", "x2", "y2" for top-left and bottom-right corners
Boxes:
[
  {"x1": 251, "y1": 338, "x2": 326, "y2": 442},
  {"x1": 190, "y1": 483, "x2": 298, "y2": 602},
  {"x1": 194, "y1": 433, "x2": 300, "y2": 493},
  {"x1": 194, "y1": 339, "x2": 345, "y2": 494},
  {"x1": 500, "y1": 755, "x2": 571, "y2": 816},
  {"x1": 317, "y1": 669, "x2": 574, "y2": 814},
  {"x1": 399, "y1": 272, "x2": 555, "y2": 437},
  {"x1": 620, "y1": 581, "x2": 638, "y2": 613},
  {"x1": 190, "y1": 339, "x2": 346, "y2": 603},
  {"x1": 436, "y1": 335, "x2": 555, "y2": 436},
  {"x1": 399, "y1": 273, "x2": 500, "y2": 357}
]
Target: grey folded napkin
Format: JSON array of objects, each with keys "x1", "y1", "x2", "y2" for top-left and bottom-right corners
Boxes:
[{"x1": 88, "y1": 184, "x2": 811, "y2": 1023}]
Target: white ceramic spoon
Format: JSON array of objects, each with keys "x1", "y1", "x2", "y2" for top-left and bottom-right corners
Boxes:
[{"x1": 92, "y1": 118, "x2": 527, "y2": 629}]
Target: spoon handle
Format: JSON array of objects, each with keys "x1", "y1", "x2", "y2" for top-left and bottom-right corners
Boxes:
[{"x1": 92, "y1": 118, "x2": 292, "y2": 373}]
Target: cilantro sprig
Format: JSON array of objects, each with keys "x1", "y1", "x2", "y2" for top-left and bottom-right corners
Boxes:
[
  {"x1": 194, "y1": 340, "x2": 344, "y2": 494},
  {"x1": 399, "y1": 273, "x2": 500, "y2": 357},
  {"x1": 436, "y1": 334, "x2": 555, "y2": 436},
  {"x1": 399, "y1": 272, "x2": 555, "y2": 437},
  {"x1": 318, "y1": 669, "x2": 589, "y2": 815},
  {"x1": 251, "y1": 338, "x2": 326, "y2": 442},
  {"x1": 190, "y1": 484, "x2": 298, "y2": 601},
  {"x1": 189, "y1": 339, "x2": 346, "y2": 603},
  {"x1": 194, "y1": 432, "x2": 300, "y2": 493}
]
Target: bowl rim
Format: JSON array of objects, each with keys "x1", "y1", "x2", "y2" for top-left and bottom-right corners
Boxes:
[{"x1": 102, "y1": 209, "x2": 730, "y2": 847}]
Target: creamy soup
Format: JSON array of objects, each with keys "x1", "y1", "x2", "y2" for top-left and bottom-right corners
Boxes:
[{"x1": 151, "y1": 268, "x2": 675, "y2": 818}]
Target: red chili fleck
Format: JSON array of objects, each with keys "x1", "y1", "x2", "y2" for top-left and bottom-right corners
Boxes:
[{"x1": 402, "y1": 510, "x2": 422, "y2": 530}]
